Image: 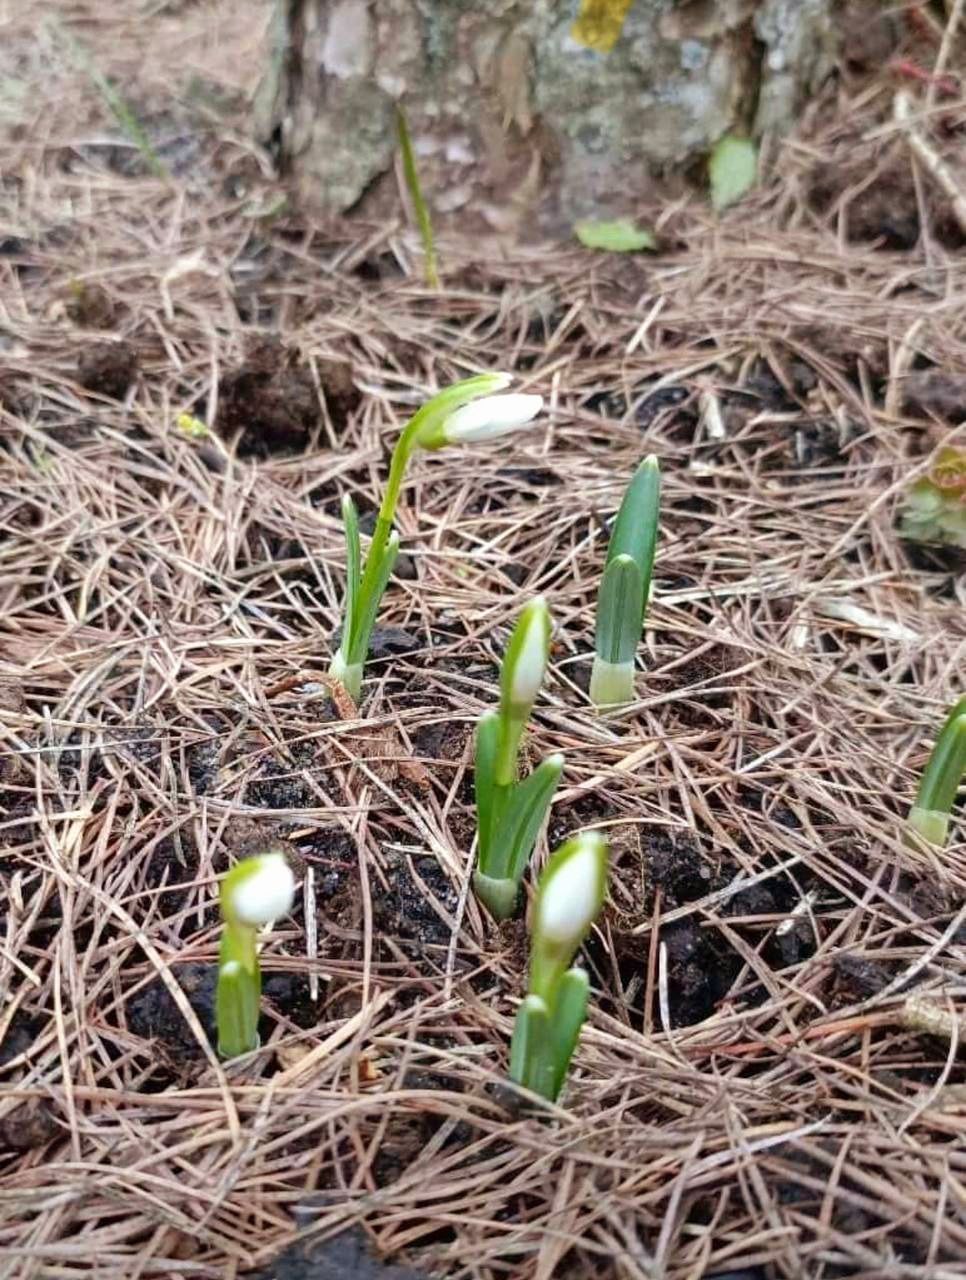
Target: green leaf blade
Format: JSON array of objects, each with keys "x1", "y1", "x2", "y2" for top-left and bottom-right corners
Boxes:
[
  {"x1": 501, "y1": 754, "x2": 565, "y2": 884},
  {"x1": 510, "y1": 995, "x2": 554, "y2": 1098},
  {"x1": 574, "y1": 218, "x2": 656, "y2": 253},
  {"x1": 595, "y1": 554, "x2": 644, "y2": 667},
  {"x1": 709, "y1": 135, "x2": 758, "y2": 212},
  {"x1": 607, "y1": 455, "x2": 661, "y2": 579},
  {"x1": 549, "y1": 967, "x2": 590, "y2": 1100}
]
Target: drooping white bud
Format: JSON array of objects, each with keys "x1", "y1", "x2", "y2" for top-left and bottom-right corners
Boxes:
[
  {"x1": 536, "y1": 833, "x2": 607, "y2": 947},
  {"x1": 442, "y1": 394, "x2": 543, "y2": 444},
  {"x1": 228, "y1": 853, "x2": 296, "y2": 927}
]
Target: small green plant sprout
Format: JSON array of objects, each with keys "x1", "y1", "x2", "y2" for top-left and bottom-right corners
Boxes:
[
  {"x1": 474, "y1": 597, "x2": 563, "y2": 921},
  {"x1": 907, "y1": 697, "x2": 966, "y2": 848},
  {"x1": 509, "y1": 831, "x2": 608, "y2": 1102},
  {"x1": 590, "y1": 454, "x2": 661, "y2": 708},
  {"x1": 216, "y1": 852, "x2": 297, "y2": 1059},
  {"x1": 330, "y1": 374, "x2": 543, "y2": 702},
  {"x1": 900, "y1": 446, "x2": 966, "y2": 550}
]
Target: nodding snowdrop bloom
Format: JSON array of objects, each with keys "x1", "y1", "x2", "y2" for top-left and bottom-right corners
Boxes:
[
  {"x1": 330, "y1": 373, "x2": 546, "y2": 702},
  {"x1": 216, "y1": 851, "x2": 298, "y2": 1059},
  {"x1": 224, "y1": 852, "x2": 296, "y2": 928},
  {"x1": 437, "y1": 393, "x2": 544, "y2": 446}
]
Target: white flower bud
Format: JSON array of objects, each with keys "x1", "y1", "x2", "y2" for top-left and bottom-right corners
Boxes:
[
  {"x1": 229, "y1": 853, "x2": 296, "y2": 927},
  {"x1": 442, "y1": 394, "x2": 543, "y2": 444},
  {"x1": 536, "y1": 833, "x2": 606, "y2": 947},
  {"x1": 508, "y1": 596, "x2": 549, "y2": 708}
]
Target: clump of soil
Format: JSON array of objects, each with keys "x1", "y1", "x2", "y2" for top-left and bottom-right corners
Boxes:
[
  {"x1": 77, "y1": 340, "x2": 139, "y2": 399},
  {"x1": 257, "y1": 1226, "x2": 431, "y2": 1280},
  {"x1": 215, "y1": 336, "x2": 359, "y2": 455},
  {"x1": 126, "y1": 963, "x2": 217, "y2": 1061},
  {"x1": 808, "y1": 153, "x2": 966, "y2": 250},
  {"x1": 374, "y1": 853, "x2": 459, "y2": 950},
  {"x1": 902, "y1": 370, "x2": 966, "y2": 423},
  {"x1": 0, "y1": 1101, "x2": 59, "y2": 1152}
]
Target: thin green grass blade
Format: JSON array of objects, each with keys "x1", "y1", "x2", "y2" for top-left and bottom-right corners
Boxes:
[
  {"x1": 349, "y1": 531, "x2": 400, "y2": 666},
  {"x1": 915, "y1": 713, "x2": 966, "y2": 818},
  {"x1": 341, "y1": 493, "x2": 361, "y2": 649},
  {"x1": 397, "y1": 107, "x2": 438, "y2": 289},
  {"x1": 474, "y1": 711, "x2": 501, "y2": 871},
  {"x1": 55, "y1": 23, "x2": 169, "y2": 180},
  {"x1": 549, "y1": 967, "x2": 590, "y2": 1100},
  {"x1": 595, "y1": 554, "x2": 644, "y2": 666},
  {"x1": 501, "y1": 754, "x2": 564, "y2": 883}
]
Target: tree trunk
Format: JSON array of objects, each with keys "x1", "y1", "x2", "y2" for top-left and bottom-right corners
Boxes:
[{"x1": 257, "y1": 0, "x2": 836, "y2": 238}]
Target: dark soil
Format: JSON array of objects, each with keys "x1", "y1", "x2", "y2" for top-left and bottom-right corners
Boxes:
[
  {"x1": 215, "y1": 336, "x2": 359, "y2": 455},
  {"x1": 76, "y1": 339, "x2": 139, "y2": 399},
  {"x1": 256, "y1": 1226, "x2": 431, "y2": 1280},
  {"x1": 374, "y1": 853, "x2": 459, "y2": 952},
  {"x1": 0, "y1": 1100, "x2": 60, "y2": 1152}
]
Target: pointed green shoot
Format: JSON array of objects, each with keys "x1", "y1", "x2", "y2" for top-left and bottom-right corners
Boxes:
[
  {"x1": 509, "y1": 994, "x2": 554, "y2": 1099},
  {"x1": 909, "y1": 703, "x2": 966, "y2": 847},
  {"x1": 530, "y1": 831, "x2": 608, "y2": 1005},
  {"x1": 606, "y1": 454, "x2": 661, "y2": 586},
  {"x1": 496, "y1": 597, "x2": 551, "y2": 786},
  {"x1": 591, "y1": 457, "x2": 660, "y2": 709},
  {"x1": 549, "y1": 967, "x2": 590, "y2": 1100}
]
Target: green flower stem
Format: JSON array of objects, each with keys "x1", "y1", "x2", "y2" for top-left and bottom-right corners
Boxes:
[
  {"x1": 216, "y1": 922, "x2": 260, "y2": 1058},
  {"x1": 329, "y1": 373, "x2": 515, "y2": 697}
]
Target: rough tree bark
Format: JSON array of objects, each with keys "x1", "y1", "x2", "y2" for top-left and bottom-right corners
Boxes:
[{"x1": 256, "y1": 0, "x2": 836, "y2": 238}]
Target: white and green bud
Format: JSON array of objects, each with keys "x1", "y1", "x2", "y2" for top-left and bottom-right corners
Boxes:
[
  {"x1": 473, "y1": 599, "x2": 561, "y2": 920},
  {"x1": 216, "y1": 852, "x2": 298, "y2": 1059},
  {"x1": 222, "y1": 852, "x2": 296, "y2": 928},
  {"x1": 509, "y1": 831, "x2": 608, "y2": 1102},
  {"x1": 435, "y1": 393, "x2": 543, "y2": 446},
  {"x1": 530, "y1": 831, "x2": 608, "y2": 1003}
]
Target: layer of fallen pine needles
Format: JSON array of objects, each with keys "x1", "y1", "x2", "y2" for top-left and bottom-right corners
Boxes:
[{"x1": 1, "y1": 4, "x2": 966, "y2": 1279}]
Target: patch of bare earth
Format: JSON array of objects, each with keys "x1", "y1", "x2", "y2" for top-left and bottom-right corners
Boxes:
[{"x1": 1, "y1": 3, "x2": 965, "y2": 1279}]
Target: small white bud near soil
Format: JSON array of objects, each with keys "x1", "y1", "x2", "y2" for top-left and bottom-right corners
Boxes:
[
  {"x1": 536, "y1": 832, "x2": 607, "y2": 947},
  {"x1": 229, "y1": 853, "x2": 296, "y2": 927}
]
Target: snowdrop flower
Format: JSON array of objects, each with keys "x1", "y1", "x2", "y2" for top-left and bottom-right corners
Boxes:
[
  {"x1": 440, "y1": 393, "x2": 544, "y2": 445},
  {"x1": 535, "y1": 832, "x2": 607, "y2": 947},
  {"x1": 225, "y1": 852, "x2": 296, "y2": 928}
]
